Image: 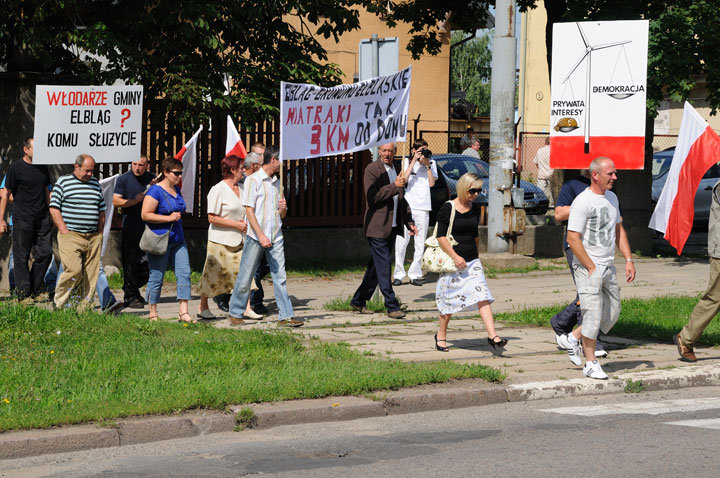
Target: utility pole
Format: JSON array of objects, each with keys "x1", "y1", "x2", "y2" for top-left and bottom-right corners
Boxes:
[{"x1": 487, "y1": 0, "x2": 517, "y2": 253}]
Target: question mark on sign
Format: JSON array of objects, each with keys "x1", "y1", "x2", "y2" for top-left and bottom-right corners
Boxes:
[{"x1": 120, "y1": 108, "x2": 131, "y2": 128}]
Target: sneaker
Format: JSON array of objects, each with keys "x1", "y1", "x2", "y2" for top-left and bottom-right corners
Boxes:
[
  {"x1": 567, "y1": 338, "x2": 583, "y2": 366},
  {"x1": 387, "y1": 310, "x2": 406, "y2": 319},
  {"x1": 594, "y1": 340, "x2": 609, "y2": 358},
  {"x1": 213, "y1": 296, "x2": 230, "y2": 313},
  {"x1": 125, "y1": 298, "x2": 146, "y2": 309},
  {"x1": 252, "y1": 304, "x2": 269, "y2": 315},
  {"x1": 555, "y1": 333, "x2": 572, "y2": 350},
  {"x1": 583, "y1": 360, "x2": 608, "y2": 380},
  {"x1": 673, "y1": 334, "x2": 697, "y2": 362},
  {"x1": 409, "y1": 278, "x2": 424, "y2": 286},
  {"x1": 278, "y1": 318, "x2": 304, "y2": 327},
  {"x1": 102, "y1": 301, "x2": 124, "y2": 315},
  {"x1": 351, "y1": 304, "x2": 373, "y2": 314},
  {"x1": 392, "y1": 279, "x2": 403, "y2": 286}
]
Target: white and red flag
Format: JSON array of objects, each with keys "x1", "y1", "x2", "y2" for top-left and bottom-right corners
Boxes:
[
  {"x1": 649, "y1": 102, "x2": 720, "y2": 254},
  {"x1": 174, "y1": 125, "x2": 203, "y2": 214},
  {"x1": 225, "y1": 115, "x2": 247, "y2": 158}
]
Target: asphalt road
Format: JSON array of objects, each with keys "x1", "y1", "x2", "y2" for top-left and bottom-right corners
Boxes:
[{"x1": 3, "y1": 386, "x2": 720, "y2": 477}]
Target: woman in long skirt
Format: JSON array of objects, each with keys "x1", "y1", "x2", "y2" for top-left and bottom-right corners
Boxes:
[{"x1": 434, "y1": 172, "x2": 506, "y2": 352}]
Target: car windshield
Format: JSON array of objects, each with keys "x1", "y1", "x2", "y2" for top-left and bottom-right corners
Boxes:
[
  {"x1": 651, "y1": 154, "x2": 672, "y2": 180},
  {"x1": 436, "y1": 158, "x2": 489, "y2": 180}
]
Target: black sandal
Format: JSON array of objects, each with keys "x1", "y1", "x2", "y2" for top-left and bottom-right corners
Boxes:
[
  {"x1": 487, "y1": 336, "x2": 507, "y2": 349},
  {"x1": 434, "y1": 333, "x2": 450, "y2": 352}
]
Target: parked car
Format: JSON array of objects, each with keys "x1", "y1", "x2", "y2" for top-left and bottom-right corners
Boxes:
[
  {"x1": 651, "y1": 147, "x2": 720, "y2": 225},
  {"x1": 431, "y1": 153, "x2": 549, "y2": 215}
]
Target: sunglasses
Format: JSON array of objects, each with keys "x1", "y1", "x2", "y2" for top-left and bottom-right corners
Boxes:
[
  {"x1": 469, "y1": 188, "x2": 482, "y2": 195},
  {"x1": 168, "y1": 170, "x2": 183, "y2": 176}
]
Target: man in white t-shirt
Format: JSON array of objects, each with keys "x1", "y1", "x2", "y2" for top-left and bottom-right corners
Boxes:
[
  {"x1": 533, "y1": 137, "x2": 554, "y2": 207},
  {"x1": 461, "y1": 138, "x2": 481, "y2": 159},
  {"x1": 393, "y1": 139, "x2": 437, "y2": 286},
  {"x1": 565, "y1": 156, "x2": 636, "y2": 380}
]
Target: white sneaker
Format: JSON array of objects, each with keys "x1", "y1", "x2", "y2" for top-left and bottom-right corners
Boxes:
[
  {"x1": 567, "y1": 339, "x2": 583, "y2": 366},
  {"x1": 556, "y1": 333, "x2": 572, "y2": 350},
  {"x1": 583, "y1": 360, "x2": 608, "y2": 380},
  {"x1": 594, "y1": 341, "x2": 608, "y2": 358}
]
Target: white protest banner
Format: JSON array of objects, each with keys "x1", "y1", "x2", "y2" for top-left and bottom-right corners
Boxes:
[
  {"x1": 549, "y1": 20, "x2": 648, "y2": 169},
  {"x1": 33, "y1": 85, "x2": 143, "y2": 164},
  {"x1": 280, "y1": 66, "x2": 411, "y2": 160}
]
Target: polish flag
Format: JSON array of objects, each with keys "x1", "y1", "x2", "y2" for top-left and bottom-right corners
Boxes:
[
  {"x1": 225, "y1": 115, "x2": 247, "y2": 158},
  {"x1": 649, "y1": 102, "x2": 720, "y2": 254},
  {"x1": 174, "y1": 125, "x2": 203, "y2": 214}
]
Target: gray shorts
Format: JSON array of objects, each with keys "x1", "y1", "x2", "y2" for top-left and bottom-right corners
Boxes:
[{"x1": 574, "y1": 263, "x2": 621, "y2": 340}]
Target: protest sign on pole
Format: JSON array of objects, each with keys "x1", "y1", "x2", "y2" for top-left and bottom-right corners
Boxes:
[
  {"x1": 280, "y1": 66, "x2": 411, "y2": 160},
  {"x1": 33, "y1": 85, "x2": 143, "y2": 164},
  {"x1": 549, "y1": 20, "x2": 648, "y2": 169}
]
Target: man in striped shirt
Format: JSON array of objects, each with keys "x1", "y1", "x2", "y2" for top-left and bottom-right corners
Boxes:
[{"x1": 49, "y1": 154, "x2": 106, "y2": 310}]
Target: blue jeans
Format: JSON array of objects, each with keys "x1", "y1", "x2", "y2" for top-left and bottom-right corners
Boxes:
[
  {"x1": 8, "y1": 248, "x2": 14, "y2": 291},
  {"x1": 55, "y1": 259, "x2": 116, "y2": 309},
  {"x1": 146, "y1": 241, "x2": 191, "y2": 304},
  {"x1": 229, "y1": 236, "x2": 294, "y2": 320}
]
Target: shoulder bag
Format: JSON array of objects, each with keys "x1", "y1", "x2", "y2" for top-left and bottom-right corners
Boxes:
[
  {"x1": 421, "y1": 201, "x2": 458, "y2": 273},
  {"x1": 139, "y1": 187, "x2": 176, "y2": 255}
]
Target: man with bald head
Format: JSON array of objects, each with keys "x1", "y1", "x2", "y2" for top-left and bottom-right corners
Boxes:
[
  {"x1": 564, "y1": 156, "x2": 635, "y2": 379},
  {"x1": 351, "y1": 143, "x2": 417, "y2": 319},
  {"x1": 50, "y1": 154, "x2": 106, "y2": 310}
]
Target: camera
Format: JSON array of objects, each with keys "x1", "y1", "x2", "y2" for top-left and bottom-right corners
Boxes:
[{"x1": 421, "y1": 149, "x2": 432, "y2": 158}]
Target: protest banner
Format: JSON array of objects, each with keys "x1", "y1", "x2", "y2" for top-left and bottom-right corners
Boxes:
[
  {"x1": 33, "y1": 85, "x2": 143, "y2": 164},
  {"x1": 549, "y1": 20, "x2": 648, "y2": 169},
  {"x1": 280, "y1": 66, "x2": 411, "y2": 160}
]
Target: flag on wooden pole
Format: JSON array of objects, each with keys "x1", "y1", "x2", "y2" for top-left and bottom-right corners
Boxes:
[{"x1": 225, "y1": 115, "x2": 247, "y2": 158}]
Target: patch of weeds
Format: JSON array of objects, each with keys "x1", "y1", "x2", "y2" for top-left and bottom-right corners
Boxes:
[
  {"x1": 362, "y1": 392, "x2": 388, "y2": 402},
  {"x1": 624, "y1": 379, "x2": 645, "y2": 393},
  {"x1": 323, "y1": 293, "x2": 389, "y2": 313},
  {"x1": 234, "y1": 407, "x2": 257, "y2": 431}
]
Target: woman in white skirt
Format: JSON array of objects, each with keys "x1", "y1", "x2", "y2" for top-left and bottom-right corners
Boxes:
[
  {"x1": 434, "y1": 172, "x2": 506, "y2": 352},
  {"x1": 196, "y1": 155, "x2": 260, "y2": 320}
]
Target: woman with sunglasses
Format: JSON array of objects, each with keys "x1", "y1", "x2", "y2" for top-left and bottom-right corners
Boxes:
[
  {"x1": 141, "y1": 156, "x2": 193, "y2": 322},
  {"x1": 433, "y1": 172, "x2": 506, "y2": 352}
]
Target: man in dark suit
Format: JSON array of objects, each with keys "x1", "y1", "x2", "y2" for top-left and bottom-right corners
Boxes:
[{"x1": 351, "y1": 142, "x2": 417, "y2": 319}]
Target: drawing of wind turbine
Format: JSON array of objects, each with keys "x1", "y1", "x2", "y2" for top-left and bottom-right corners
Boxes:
[{"x1": 563, "y1": 23, "x2": 631, "y2": 153}]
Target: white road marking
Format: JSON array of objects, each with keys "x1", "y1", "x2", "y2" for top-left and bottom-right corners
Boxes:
[
  {"x1": 665, "y1": 418, "x2": 720, "y2": 430},
  {"x1": 540, "y1": 398, "x2": 720, "y2": 416}
]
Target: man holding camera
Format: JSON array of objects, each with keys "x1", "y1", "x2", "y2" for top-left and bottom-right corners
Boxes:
[{"x1": 393, "y1": 139, "x2": 437, "y2": 286}]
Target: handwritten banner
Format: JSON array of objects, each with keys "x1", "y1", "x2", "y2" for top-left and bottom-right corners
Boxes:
[
  {"x1": 280, "y1": 67, "x2": 411, "y2": 160},
  {"x1": 33, "y1": 85, "x2": 144, "y2": 164}
]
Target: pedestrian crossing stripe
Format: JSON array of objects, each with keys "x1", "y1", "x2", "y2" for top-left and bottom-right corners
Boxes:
[
  {"x1": 665, "y1": 418, "x2": 720, "y2": 430},
  {"x1": 540, "y1": 398, "x2": 720, "y2": 416}
]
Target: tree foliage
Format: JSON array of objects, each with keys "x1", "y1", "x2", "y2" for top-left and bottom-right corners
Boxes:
[
  {"x1": 365, "y1": 0, "x2": 493, "y2": 58},
  {"x1": 450, "y1": 31, "x2": 492, "y2": 115},
  {"x1": 516, "y1": 0, "x2": 720, "y2": 117},
  {"x1": 0, "y1": 0, "x2": 365, "y2": 128}
]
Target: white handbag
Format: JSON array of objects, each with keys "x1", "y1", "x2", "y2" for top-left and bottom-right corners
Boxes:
[{"x1": 421, "y1": 201, "x2": 458, "y2": 273}]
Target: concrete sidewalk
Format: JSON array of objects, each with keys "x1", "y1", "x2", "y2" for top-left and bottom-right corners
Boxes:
[{"x1": 2, "y1": 257, "x2": 718, "y2": 460}]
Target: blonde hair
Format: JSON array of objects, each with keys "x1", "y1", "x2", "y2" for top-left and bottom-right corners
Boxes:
[{"x1": 456, "y1": 172, "x2": 483, "y2": 202}]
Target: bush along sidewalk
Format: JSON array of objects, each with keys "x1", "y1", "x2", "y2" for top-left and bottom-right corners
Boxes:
[{"x1": 0, "y1": 303, "x2": 503, "y2": 432}]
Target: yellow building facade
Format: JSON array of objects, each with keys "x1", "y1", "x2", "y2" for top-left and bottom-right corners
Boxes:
[{"x1": 292, "y1": 8, "x2": 452, "y2": 153}]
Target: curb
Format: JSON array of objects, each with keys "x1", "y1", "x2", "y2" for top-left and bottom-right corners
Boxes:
[{"x1": 2, "y1": 364, "x2": 720, "y2": 460}]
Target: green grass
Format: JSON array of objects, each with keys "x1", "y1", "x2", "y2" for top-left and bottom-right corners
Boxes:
[
  {"x1": 0, "y1": 303, "x2": 502, "y2": 432},
  {"x1": 286, "y1": 259, "x2": 367, "y2": 277},
  {"x1": 323, "y1": 293, "x2": 392, "y2": 313},
  {"x1": 497, "y1": 295, "x2": 720, "y2": 346},
  {"x1": 483, "y1": 262, "x2": 565, "y2": 279}
]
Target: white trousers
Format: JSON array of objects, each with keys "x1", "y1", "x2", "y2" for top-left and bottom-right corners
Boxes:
[{"x1": 394, "y1": 209, "x2": 429, "y2": 280}]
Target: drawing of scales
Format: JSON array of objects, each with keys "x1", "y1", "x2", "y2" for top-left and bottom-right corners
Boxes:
[{"x1": 557, "y1": 22, "x2": 635, "y2": 154}]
